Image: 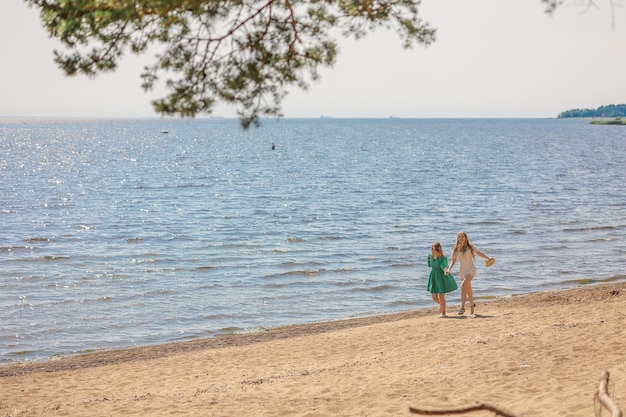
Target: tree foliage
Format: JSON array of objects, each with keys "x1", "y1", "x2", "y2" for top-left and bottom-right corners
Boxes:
[
  {"x1": 558, "y1": 104, "x2": 626, "y2": 118},
  {"x1": 26, "y1": 0, "x2": 612, "y2": 127},
  {"x1": 26, "y1": 0, "x2": 436, "y2": 127}
]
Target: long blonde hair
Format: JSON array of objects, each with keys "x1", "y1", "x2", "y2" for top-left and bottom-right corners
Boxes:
[{"x1": 452, "y1": 231, "x2": 475, "y2": 258}]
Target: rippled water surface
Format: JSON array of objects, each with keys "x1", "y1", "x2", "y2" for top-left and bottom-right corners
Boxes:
[{"x1": 1, "y1": 118, "x2": 624, "y2": 363}]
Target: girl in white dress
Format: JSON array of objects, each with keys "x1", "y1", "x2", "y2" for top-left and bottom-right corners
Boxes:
[{"x1": 445, "y1": 231, "x2": 494, "y2": 315}]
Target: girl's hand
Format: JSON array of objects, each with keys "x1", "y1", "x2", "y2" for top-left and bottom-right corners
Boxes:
[{"x1": 444, "y1": 268, "x2": 449, "y2": 276}]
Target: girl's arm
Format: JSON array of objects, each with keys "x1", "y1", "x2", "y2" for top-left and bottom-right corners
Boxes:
[
  {"x1": 445, "y1": 252, "x2": 456, "y2": 274},
  {"x1": 473, "y1": 245, "x2": 493, "y2": 261}
]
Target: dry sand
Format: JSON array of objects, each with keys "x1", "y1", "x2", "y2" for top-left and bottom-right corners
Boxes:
[{"x1": 1, "y1": 281, "x2": 624, "y2": 416}]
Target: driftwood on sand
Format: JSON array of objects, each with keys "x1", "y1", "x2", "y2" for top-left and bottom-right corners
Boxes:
[
  {"x1": 597, "y1": 371, "x2": 622, "y2": 417},
  {"x1": 409, "y1": 371, "x2": 621, "y2": 417}
]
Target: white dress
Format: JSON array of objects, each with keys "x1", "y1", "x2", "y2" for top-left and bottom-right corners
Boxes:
[{"x1": 457, "y1": 248, "x2": 477, "y2": 279}]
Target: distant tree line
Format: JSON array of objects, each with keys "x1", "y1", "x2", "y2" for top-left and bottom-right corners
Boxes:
[{"x1": 558, "y1": 104, "x2": 626, "y2": 118}]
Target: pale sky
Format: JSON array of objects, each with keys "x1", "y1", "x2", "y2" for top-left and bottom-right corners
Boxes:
[{"x1": 1, "y1": 1, "x2": 625, "y2": 119}]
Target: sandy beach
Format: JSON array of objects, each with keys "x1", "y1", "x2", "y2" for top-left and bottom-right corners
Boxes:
[{"x1": 1, "y1": 281, "x2": 624, "y2": 416}]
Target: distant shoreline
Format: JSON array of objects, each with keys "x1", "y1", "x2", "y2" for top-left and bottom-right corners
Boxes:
[{"x1": 589, "y1": 117, "x2": 626, "y2": 125}]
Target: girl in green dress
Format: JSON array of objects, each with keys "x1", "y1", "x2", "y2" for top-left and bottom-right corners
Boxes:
[{"x1": 428, "y1": 242, "x2": 458, "y2": 317}]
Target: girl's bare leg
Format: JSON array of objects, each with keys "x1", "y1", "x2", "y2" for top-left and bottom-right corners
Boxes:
[
  {"x1": 440, "y1": 294, "x2": 447, "y2": 316},
  {"x1": 466, "y1": 280, "x2": 476, "y2": 314},
  {"x1": 432, "y1": 293, "x2": 441, "y2": 313},
  {"x1": 463, "y1": 275, "x2": 475, "y2": 314},
  {"x1": 459, "y1": 281, "x2": 467, "y2": 311},
  {"x1": 459, "y1": 275, "x2": 474, "y2": 315}
]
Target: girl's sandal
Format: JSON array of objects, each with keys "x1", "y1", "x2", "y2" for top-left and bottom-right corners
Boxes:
[
  {"x1": 470, "y1": 303, "x2": 476, "y2": 315},
  {"x1": 458, "y1": 308, "x2": 465, "y2": 315}
]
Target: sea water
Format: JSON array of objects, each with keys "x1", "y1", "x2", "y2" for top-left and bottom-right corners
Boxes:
[{"x1": 1, "y1": 118, "x2": 624, "y2": 363}]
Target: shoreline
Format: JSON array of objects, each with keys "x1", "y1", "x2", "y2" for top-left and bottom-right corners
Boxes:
[
  {"x1": 2, "y1": 280, "x2": 623, "y2": 378},
  {"x1": 0, "y1": 302, "x2": 439, "y2": 378},
  {"x1": 1, "y1": 280, "x2": 624, "y2": 417}
]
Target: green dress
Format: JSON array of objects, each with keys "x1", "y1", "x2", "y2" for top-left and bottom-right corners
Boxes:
[{"x1": 427, "y1": 255, "x2": 458, "y2": 294}]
